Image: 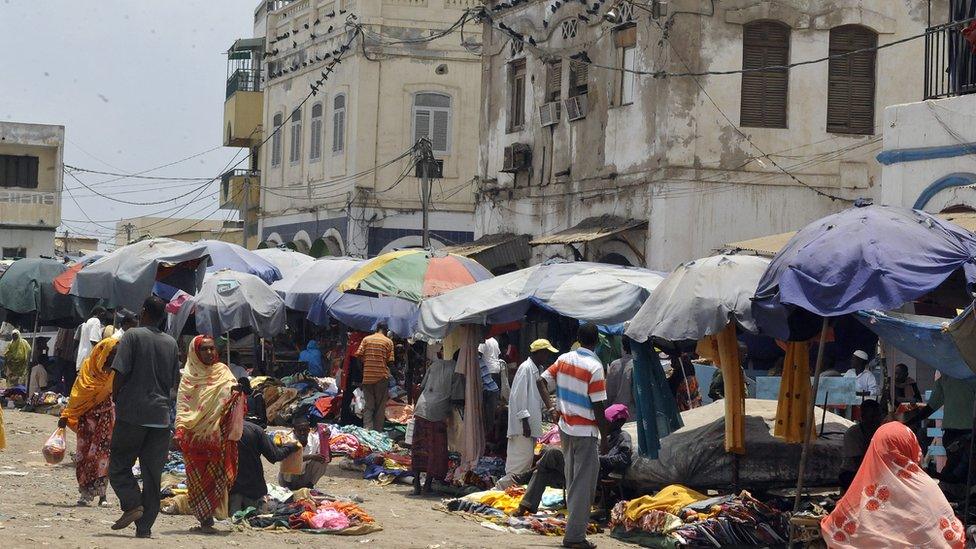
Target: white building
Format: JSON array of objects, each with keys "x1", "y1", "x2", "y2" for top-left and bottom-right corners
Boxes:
[
  {"x1": 478, "y1": 0, "x2": 931, "y2": 271},
  {"x1": 230, "y1": 0, "x2": 483, "y2": 257},
  {"x1": 0, "y1": 121, "x2": 64, "y2": 258}
]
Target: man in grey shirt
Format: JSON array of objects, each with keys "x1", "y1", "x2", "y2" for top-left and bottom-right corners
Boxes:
[{"x1": 107, "y1": 296, "x2": 181, "y2": 539}]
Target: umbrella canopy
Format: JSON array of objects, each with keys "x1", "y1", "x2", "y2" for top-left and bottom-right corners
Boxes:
[
  {"x1": 252, "y1": 247, "x2": 315, "y2": 279},
  {"x1": 53, "y1": 252, "x2": 105, "y2": 295},
  {"x1": 169, "y1": 270, "x2": 286, "y2": 339},
  {"x1": 417, "y1": 260, "x2": 665, "y2": 341},
  {"x1": 626, "y1": 255, "x2": 771, "y2": 343},
  {"x1": 199, "y1": 240, "x2": 282, "y2": 284},
  {"x1": 308, "y1": 288, "x2": 420, "y2": 338},
  {"x1": 0, "y1": 258, "x2": 97, "y2": 327},
  {"x1": 337, "y1": 249, "x2": 493, "y2": 303},
  {"x1": 752, "y1": 204, "x2": 976, "y2": 341},
  {"x1": 71, "y1": 238, "x2": 211, "y2": 312},
  {"x1": 271, "y1": 257, "x2": 364, "y2": 311}
]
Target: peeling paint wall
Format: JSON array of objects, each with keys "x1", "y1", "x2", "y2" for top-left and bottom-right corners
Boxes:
[{"x1": 479, "y1": 0, "x2": 930, "y2": 270}]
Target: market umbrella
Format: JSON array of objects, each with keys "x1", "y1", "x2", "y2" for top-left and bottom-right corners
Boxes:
[
  {"x1": 0, "y1": 258, "x2": 97, "y2": 328},
  {"x1": 53, "y1": 252, "x2": 106, "y2": 295},
  {"x1": 271, "y1": 257, "x2": 363, "y2": 311},
  {"x1": 625, "y1": 255, "x2": 770, "y2": 344},
  {"x1": 169, "y1": 270, "x2": 286, "y2": 339},
  {"x1": 199, "y1": 240, "x2": 282, "y2": 284},
  {"x1": 307, "y1": 287, "x2": 420, "y2": 338},
  {"x1": 417, "y1": 260, "x2": 664, "y2": 341},
  {"x1": 337, "y1": 249, "x2": 493, "y2": 304},
  {"x1": 252, "y1": 247, "x2": 315, "y2": 279},
  {"x1": 71, "y1": 238, "x2": 211, "y2": 312}
]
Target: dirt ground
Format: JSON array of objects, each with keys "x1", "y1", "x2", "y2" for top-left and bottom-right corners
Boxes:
[{"x1": 0, "y1": 409, "x2": 631, "y2": 549}]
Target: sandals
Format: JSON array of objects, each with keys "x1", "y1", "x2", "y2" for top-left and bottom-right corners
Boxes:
[{"x1": 562, "y1": 541, "x2": 597, "y2": 549}]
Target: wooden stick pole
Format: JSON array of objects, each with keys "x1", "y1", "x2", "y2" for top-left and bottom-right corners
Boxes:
[{"x1": 792, "y1": 318, "x2": 830, "y2": 513}]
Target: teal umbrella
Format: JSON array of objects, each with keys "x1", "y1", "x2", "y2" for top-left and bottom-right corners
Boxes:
[{"x1": 0, "y1": 258, "x2": 96, "y2": 328}]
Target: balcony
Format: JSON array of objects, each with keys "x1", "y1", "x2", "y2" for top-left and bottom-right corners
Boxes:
[
  {"x1": 924, "y1": 16, "x2": 976, "y2": 100},
  {"x1": 220, "y1": 169, "x2": 261, "y2": 211},
  {"x1": 224, "y1": 39, "x2": 265, "y2": 147}
]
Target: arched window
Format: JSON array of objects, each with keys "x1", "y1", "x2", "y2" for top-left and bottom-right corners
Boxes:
[
  {"x1": 740, "y1": 21, "x2": 790, "y2": 128},
  {"x1": 271, "y1": 112, "x2": 283, "y2": 167},
  {"x1": 739, "y1": 21, "x2": 790, "y2": 128},
  {"x1": 827, "y1": 25, "x2": 877, "y2": 135},
  {"x1": 332, "y1": 94, "x2": 346, "y2": 153},
  {"x1": 289, "y1": 108, "x2": 302, "y2": 164},
  {"x1": 309, "y1": 102, "x2": 323, "y2": 162},
  {"x1": 412, "y1": 92, "x2": 452, "y2": 155}
]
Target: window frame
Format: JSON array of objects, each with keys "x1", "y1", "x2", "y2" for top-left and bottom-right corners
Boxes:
[
  {"x1": 739, "y1": 20, "x2": 791, "y2": 129},
  {"x1": 0, "y1": 154, "x2": 40, "y2": 189},
  {"x1": 309, "y1": 101, "x2": 323, "y2": 162},
  {"x1": 332, "y1": 93, "x2": 346, "y2": 154},
  {"x1": 545, "y1": 60, "x2": 562, "y2": 103},
  {"x1": 826, "y1": 24, "x2": 877, "y2": 136},
  {"x1": 412, "y1": 92, "x2": 452, "y2": 156},
  {"x1": 270, "y1": 112, "x2": 284, "y2": 168},
  {"x1": 507, "y1": 59, "x2": 527, "y2": 133},
  {"x1": 569, "y1": 58, "x2": 589, "y2": 98},
  {"x1": 288, "y1": 108, "x2": 302, "y2": 165}
]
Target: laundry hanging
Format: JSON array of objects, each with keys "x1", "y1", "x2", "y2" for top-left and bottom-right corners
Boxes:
[{"x1": 630, "y1": 341, "x2": 683, "y2": 458}]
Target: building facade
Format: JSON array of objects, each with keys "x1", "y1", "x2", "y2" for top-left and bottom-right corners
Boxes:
[
  {"x1": 227, "y1": 0, "x2": 483, "y2": 257},
  {"x1": 0, "y1": 121, "x2": 64, "y2": 259},
  {"x1": 114, "y1": 217, "x2": 244, "y2": 247},
  {"x1": 478, "y1": 0, "x2": 931, "y2": 271}
]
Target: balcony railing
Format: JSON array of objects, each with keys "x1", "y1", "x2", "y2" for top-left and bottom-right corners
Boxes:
[
  {"x1": 221, "y1": 169, "x2": 260, "y2": 202},
  {"x1": 226, "y1": 68, "x2": 261, "y2": 99},
  {"x1": 925, "y1": 19, "x2": 976, "y2": 100}
]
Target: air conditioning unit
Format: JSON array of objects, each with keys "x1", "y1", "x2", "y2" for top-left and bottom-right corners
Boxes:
[
  {"x1": 501, "y1": 143, "x2": 532, "y2": 173},
  {"x1": 539, "y1": 101, "x2": 561, "y2": 127},
  {"x1": 564, "y1": 94, "x2": 588, "y2": 121}
]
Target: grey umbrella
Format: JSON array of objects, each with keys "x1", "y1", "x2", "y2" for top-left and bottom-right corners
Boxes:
[
  {"x1": 625, "y1": 254, "x2": 770, "y2": 343},
  {"x1": 170, "y1": 270, "x2": 286, "y2": 339}
]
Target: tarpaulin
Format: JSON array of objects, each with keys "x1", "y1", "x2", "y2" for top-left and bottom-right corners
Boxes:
[{"x1": 857, "y1": 306, "x2": 976, "y2": 381}]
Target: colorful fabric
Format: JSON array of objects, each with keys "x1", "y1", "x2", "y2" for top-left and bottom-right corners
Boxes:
[
  {"x1": 3, "y1": 333, "x2": 30, "y2": 383},
  {"x1": 337, "y1": 248, "x2": 492, "y2": 304},
  {"x1": 300, "y1": 340, "x2": 325, "y2": 377},
  {"x1": 75, "y1": 398, "x2": 114, "y2": 500},
  {"x1": 775, "y1": 341, "x2": 812, "y2": 443},
  {"x1": 61, "y1": 337, "x2": 119, "y2": 431},
  {"x1": 183, "y1": 401, "x2": 240, "y2": 522},
  {"x1": 821, "y1": 422, "x2": 964, "y2": 548},
  {"x1": 700, "y1": 324, "x2": 746, "y2": 454},
  {"x1": 411, "y1": 416, "x2": 448, "y2": 478},
  {"x1": 630, "y1": 342, "x2": 683, "y2": 459},
  {"x1": 542, "y1": 348, "x2": 607, "y2": 438},
  {"x1": 175, "y1": 336, "x2": 238, "y2": 446},
  {"x1": 340, "y1": 331, "x2": 366, "y2": 392},
  {"x1": 356, "y1": 332, "x2": 394, "y2": 385},
  {"x1": 623, "y1": 485, "x2": 709, "y2": 517},
  {"x1": 610, "y1": 500, "x2": 683, "y2": 534}
]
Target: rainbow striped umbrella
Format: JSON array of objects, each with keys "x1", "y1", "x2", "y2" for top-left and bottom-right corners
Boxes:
[{"x1": 337, "y1": 249, "x2": 492, "y2": 303}]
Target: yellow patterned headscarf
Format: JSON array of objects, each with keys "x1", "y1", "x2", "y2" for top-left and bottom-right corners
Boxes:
[
  {"x1": 175, "y1": 335, "x2": 237, "y2": 445},
  {"x1": 60, "y1": 337, "x2": 119, "y2": 431}
]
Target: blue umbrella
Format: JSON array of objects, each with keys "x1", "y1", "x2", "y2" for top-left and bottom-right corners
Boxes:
[
  {"x1": 307, "y1": 287, "x2": 419, "y2": 338},
  {"x1": 752, "y1": 204, "x2": 976, "y2": 341},
  {"x1": 199, "y1": 240, "x2": 282, "y2": 284}
]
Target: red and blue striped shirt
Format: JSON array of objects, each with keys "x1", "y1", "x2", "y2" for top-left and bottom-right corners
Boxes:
[{"x1": 542, "y1": 348, "x2": 607, "y2": 438}]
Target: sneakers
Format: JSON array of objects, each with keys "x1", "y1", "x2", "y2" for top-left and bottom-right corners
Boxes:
[{"x1": 111, "y1": 505, "x2": 144, "y2": 530}]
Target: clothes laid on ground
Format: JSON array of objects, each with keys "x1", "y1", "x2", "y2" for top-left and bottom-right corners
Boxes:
[
  {"x1": 232, "y1": 420, "x2": 295, "y2": 500},
  {"x1": 234, "y1": 489, "x2": 379, "y2": 535},
  {"x1": 111, "y1": 326, "x2": 181, "y2": 427},
  {"x1": 822, "y1": 422, "x2": 964, "y2": 548},
  {"x1": 774, "y1": 341, "x2": 811, "y2": 443},
  {"x1": 442, "y1": 487, "x2": 597, "y2": 538}
]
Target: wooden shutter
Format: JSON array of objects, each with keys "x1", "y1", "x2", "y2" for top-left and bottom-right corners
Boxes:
[
  {"x1": 740, "y1": 21, "x2": 790, "y2": 128},
  {"x1": 827, "y1": 25, "x2": 877, "y2": 135},
  {"x1": 546, "y1": 60, "x2": 562, "y2": 102},
  {"x1": 570, "y1": 59, "x2": 589, "y2": 96},
  {"x1": 509, "y1": 60, "x2": 526, "y2": 131},
  {"x1": 414, "y1": 109, "x2": 430, "y2": 144},
  {"x1": 432, "y1": 110, "x2": 449, "y2": 154}
]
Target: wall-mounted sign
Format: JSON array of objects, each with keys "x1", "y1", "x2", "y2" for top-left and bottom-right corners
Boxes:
[{"x1": 0, "y1": 190, "x2": 56, "y2": 205}]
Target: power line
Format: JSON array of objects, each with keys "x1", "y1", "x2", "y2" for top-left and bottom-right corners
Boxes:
[
  {"x1": 64, "y1": 168, "x2": 218, "y2": 205},
  {"x1": 64, "y1": 165, "x2": 213, "y2": 181}
]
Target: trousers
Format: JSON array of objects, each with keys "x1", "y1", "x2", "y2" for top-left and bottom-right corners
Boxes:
[
  {"x1": 278, "y1": 458, "x2": 329, "y2": 489},
  {"x1": 108, "y1": 420, "x2": 171, "y2": 533},
  {"x1": 520, "y1": 446, "x2": 566, "y2": 512},
  {"x1": 361, "y1": 379, "x2": 389, "y2": 432},
  {"x1": 562, "y1": 431, "x2": 599, "y2": 544}
]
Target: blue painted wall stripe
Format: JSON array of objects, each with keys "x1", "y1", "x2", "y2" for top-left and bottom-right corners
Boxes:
[{"x1": 877, "y1": 142, "x2": 976, "y2": 166}]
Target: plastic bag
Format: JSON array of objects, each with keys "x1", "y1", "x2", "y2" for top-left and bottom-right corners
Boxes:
[
  {"x1": 351, "y1": 387, "x2": 365, "y2": 418},
  {"x1": 273, "y1": 429, "x2": 303, "y2": 475},
  {"x1": 404, "y1": 418, "x2": 415, "y2": 446},
  {"x1": 42, "y1": 427, "x2": 66, "y2": 465}
]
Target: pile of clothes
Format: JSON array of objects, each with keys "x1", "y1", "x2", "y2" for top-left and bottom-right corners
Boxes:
[
  {"x1": 444, "y1": 456, "x2": 506, "y2": 489},
  {"x1": 440, "y1": 486, "x2": 590, "y2": 538},
  {"x1": 234, "y1": 489, "x2": 380, "y2": 535},
  {"x1": 25, "y1": 390, "x2": 67, "y2": 415},
  {"x1": 609, "y1": 485, "x2": 791, "y2": 548},
  {"x1": 251, "y1": 375, "x2": 340, "y2": 426},
  {"x1": 327, "y1": 424, "x2": 398, "y2": 458}
]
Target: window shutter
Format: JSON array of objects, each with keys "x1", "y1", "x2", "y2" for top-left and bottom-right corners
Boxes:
[
  {"x1": 414, "y1": 109, "x2": 430, "y2": 144},
  {"x1": 570, "y1": 60, "x2": 589, "y2": 96},
  {"x1": 432, "y1": 109, "x2": 449, "y2": 153},
  {"x1": 546, "y1": 60, "x2": 562, "y2": 102},
  {"x1": 614, "y1": 24, "x2": 636, "y2": 48},
  {"x1": 827, "y1": 26, "x2": 876, "y2": 135},
  {"x1": 740, "y1": 21, "x2": 790, "y2": 128},
  {"x1": 337, "y1": 110, "x2": 345, "y2": 151}
]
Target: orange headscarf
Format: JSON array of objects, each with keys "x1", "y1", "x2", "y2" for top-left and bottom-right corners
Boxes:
[
  {"x1": 60, "y1": 337, "x2": 119, "y2": 431},
  {"x1": 821, "y1": 422, "x2": 964, "y2": 548}
]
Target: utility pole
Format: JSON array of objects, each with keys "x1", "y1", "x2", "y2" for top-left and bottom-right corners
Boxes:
[
  {"x1": 62, "y1": 229, "x2": 69, "y2": 256},
  {"x1": 242, "y1": 172, "x2": 250, "y2": 249},
  {"x1": 418, "y1": 138, "x2": 434, "y2": 250},
  {"x1": 121, "y1": 222, "x2": 134, "y2": 245}
]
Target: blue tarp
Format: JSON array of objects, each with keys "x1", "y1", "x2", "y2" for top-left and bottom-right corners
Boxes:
[
  {"x1": 753, "y1": 205, "x2": 976, "y2": 340},
  {"x1": 199, "y1": 240, "x2": 282, "y2": 284},
  {"x1": 307, "y1": 288, "x2": 419, "y2": 339},
  {"x1": 857, "y1": 307, "x2": 976, "y2": 381},
  {"x1": 631, "y1": 340, "x2": 683, "y2": 458}
]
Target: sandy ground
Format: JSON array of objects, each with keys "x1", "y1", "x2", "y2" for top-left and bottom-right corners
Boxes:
[{"x1": 0, "y1": 409, "x2": 631, "y2": 549}]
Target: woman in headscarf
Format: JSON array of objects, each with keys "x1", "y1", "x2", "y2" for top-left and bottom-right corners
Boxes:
[
  {"x1": 175, "y1": 335, "x2": 244, "y2": 534},
  {"x1": 58, "y1": 337, "x2": 119, "y2": 506},
  {"x1": 3, "y1": 330, "x2": 31, "y2": 386},
  {"x1": 821, "y1": 422, "x2": 964, "y2": 548},
  {"x1": 299, "y1": 339, "x2": 324, "y2": 377}
]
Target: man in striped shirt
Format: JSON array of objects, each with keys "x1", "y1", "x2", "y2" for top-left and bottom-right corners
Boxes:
[
  {"x1": 539, "y1": 324, "x2": 609, "y2": 549},
  {"x1": 355, "y1": 323, "x2": 395, "y2": 431}
]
